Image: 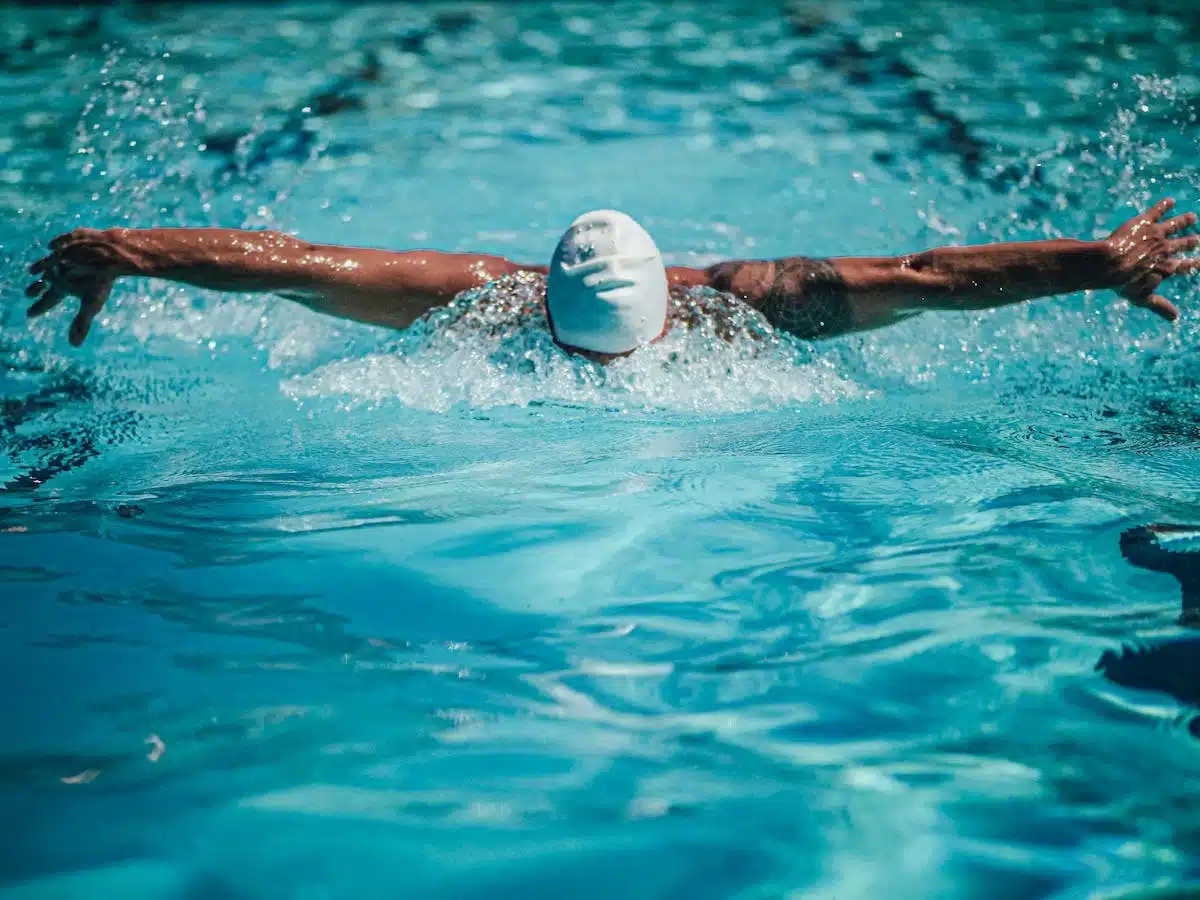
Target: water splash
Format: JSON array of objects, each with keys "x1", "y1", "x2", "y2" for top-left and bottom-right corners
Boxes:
[
  {"x1": 66, "y1": 44, "x2": 338, "y2": 233},
  {"x1": 847, "y1": 74, "x2": 1200, "y2": 401},
  {"x1": 69, "y1": 46, "x2": 215, "y2": 228},
  {"x1": 1103, "y1": 74, "x2": 1197, "y2": 216},
  {"x1": 11, "y1": 44, "x2": 1200, "y2": 419},
  {"x1": 282, "y1": 274, "x2": 863, "y2": 413}
]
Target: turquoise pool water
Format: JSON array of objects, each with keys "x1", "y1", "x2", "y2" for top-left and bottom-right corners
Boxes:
[{"x1": 2, "y1": 2, "x2": 1200, "y2": 897}]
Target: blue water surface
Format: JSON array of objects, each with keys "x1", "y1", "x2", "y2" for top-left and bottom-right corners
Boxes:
[{"x1": 2, "y1": 2, "x2": 1200, "y2": 897}]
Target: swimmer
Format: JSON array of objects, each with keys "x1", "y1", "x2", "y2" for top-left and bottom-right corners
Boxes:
[{"x1": 25, "y1": 200, "x2": 1200, "y2": 360}]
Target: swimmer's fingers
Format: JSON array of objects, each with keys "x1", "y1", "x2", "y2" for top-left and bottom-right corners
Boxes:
[
  {"x1": 1169, "y1": 235, "x2": 1200, "y2": 255},
  {"x1": 30, "y1": 253, "x2": 87, "y2": 289},
  {"x1": 25, "y1": 279, "x2": 47, "y2": 299},
  {"x1": 1164, "y1": 212, "x2": 1198, "y2": 236},
  {"x1": 26, "y1": 285, "x2": 67, "y2": 319},
  {"x1": 1175, "y1": 257, "x2": 1200, "y2": 276},
  {"x1": 38, "y1": 230, "x2": 120, "y2": 278},
  {"x1": 47, "y1": 229, "x2": 98, "y2": 252},
  {"x1": 1137, "y1": 294, "x2": 1181, "y2": 322},
  {"x1": 1147, "y1": 197, "x2": 1176, "y2": 223},
  {"x1": 1122, "y1": 271, "x2": 1179, "y2": 322},
  {"x1": 68, "y1": 278, "x2": 114, "y2": 347},
  {"x1": 1124, "y1": 289, "x2": 1179, "y2": 322}
]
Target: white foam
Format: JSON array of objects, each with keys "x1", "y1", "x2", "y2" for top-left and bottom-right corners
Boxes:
[{"x1": 281, "y1": 275, "x2": 864, "y2": 413}]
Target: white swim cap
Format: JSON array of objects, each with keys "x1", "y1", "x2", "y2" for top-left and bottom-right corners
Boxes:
[{"x1": 546, "y1": 209, "x2": 669, "y2": 355}]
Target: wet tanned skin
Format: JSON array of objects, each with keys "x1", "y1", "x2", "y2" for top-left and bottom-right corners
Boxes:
[{"x1": 25, "y1": 200, "x2": 1199, "y2": 349}]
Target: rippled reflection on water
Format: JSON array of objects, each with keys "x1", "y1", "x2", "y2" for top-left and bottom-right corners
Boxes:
[{"x1": 3, "y1": 1, "x2": 1200, "y2": 898}]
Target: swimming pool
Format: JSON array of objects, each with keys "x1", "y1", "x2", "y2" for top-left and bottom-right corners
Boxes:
[{"x1": 2, "y1": 1, "x2": 1200, "y2": 896}]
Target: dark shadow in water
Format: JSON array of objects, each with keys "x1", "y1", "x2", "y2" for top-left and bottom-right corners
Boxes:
[
  {"x1": 0, "y1": 365, "x2": 140, "y2": 494},
  {"x1": 201, "y1": 11, "x2": 476, "y2": 178},
  {"x1": 1, "y1": 369, "x2": 100, "y2": 492},
  {"x1": 203, "y1": 52, "x2": 382, "y2": 178},
  {"x1": 1099, "y1": 525, "x2": 1200, "y2": 732},
  {"x1": 783, "y1": 3, "x2": 989, "y2": 181},
  {"x1": 784, "y1": 0, "x2": 1199, "y2": 228}
]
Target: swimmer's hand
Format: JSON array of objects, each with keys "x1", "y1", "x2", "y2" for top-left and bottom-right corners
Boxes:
[
  {"x1": 1101, "y1": 198, "x2": 1199, "y2": 322},
  {"x1": 26, "y1": 228, "x2": 136, "y2": 346}
]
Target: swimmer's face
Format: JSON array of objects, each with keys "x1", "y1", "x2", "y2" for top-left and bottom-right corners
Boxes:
[
  {"x1": 546, "y1": 302, "x2": 670, "y2": 364},
  {"x1": 553, "y1": 335, "x2": 637, "y2": 365}
]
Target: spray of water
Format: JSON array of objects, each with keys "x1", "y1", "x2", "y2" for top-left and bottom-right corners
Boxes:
[
  {"x1": 8, "y1": 54, "x2": 1200, "y2": 416},
  {"x1": 68, "y1": 46, "x2": 215, "y2": 228},
  {"x1": 850, "y1": 73, "x2": 1200, "y2": 403},
  {"x1": 283, "y1": 273, "x2": 864, "y2": 413}
]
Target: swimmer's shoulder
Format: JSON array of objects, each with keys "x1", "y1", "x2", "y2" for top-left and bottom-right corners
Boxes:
[
  {"x1": 456, "y1": 268, "x2": 547, "y2": 310},
  {"x1": 437, "y1": 269, "x2": 547, "y2": 333},
  {"x1": 667, "y1": 282, "x2": 748, "y2": 320},
  {"x1": 668, "y1": 284, "x2": 775, "y2": 340}
]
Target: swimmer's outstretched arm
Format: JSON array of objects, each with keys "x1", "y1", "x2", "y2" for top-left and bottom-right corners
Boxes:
[
  {"x1": 26, "y1": 227, "x2": 547, "y2": 345},
  {"x1": 671, "y1": 199, "x2": 1199, "y2": 339}
]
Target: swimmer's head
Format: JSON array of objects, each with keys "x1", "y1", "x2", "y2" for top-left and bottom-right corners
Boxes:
[{"x1": 546, "y1": 210, "x2": 669, "y2": 359}]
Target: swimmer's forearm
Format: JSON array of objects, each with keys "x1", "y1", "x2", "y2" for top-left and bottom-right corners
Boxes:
[
  {"x1": 696, "y1": 239, "x2": 1118, "y2": 338},
  {"x1": 843, "y1": 239, "x2": 1114, "y2": 315},
  {"x1": 110, "y1": 227, "x2": 530, "y2": 329},
  {"x1": 116, "y1": 228, "x2": 318, "y2": 291}
]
